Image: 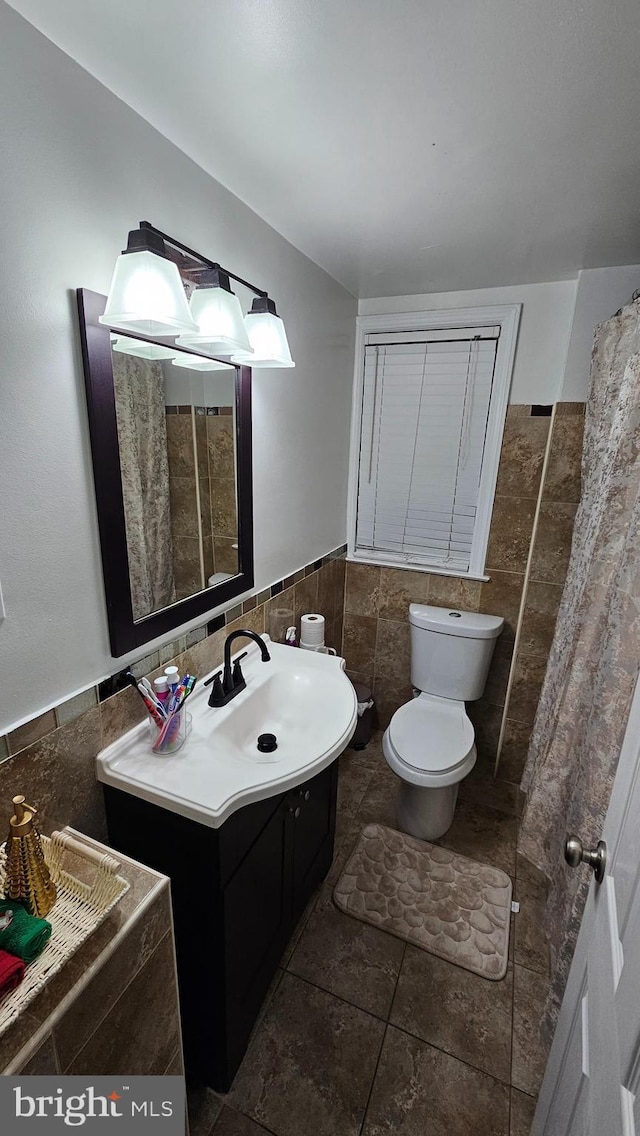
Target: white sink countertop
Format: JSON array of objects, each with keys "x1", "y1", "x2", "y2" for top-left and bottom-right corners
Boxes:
[{"x1": 96, "y1": 637, "x2": 358, "y2": 828}]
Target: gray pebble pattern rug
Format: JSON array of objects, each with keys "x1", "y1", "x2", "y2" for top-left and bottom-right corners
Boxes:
[{"x1": 333, "y1": 823, "x2": 512, "y2": 980}]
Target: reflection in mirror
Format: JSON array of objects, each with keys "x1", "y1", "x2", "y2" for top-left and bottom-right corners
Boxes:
[{"x1": 110, "y1": 336, "x2": 239, "y2": 622}]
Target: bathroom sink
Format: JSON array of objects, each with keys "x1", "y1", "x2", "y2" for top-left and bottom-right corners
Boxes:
[{"x1": 96, "y1": 637, "x2": 357, "y2": 827}]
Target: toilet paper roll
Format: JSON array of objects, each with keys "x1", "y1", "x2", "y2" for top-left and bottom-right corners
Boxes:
[{"x1": 300, "y1": 613, "x2": 325, "y2": 646}]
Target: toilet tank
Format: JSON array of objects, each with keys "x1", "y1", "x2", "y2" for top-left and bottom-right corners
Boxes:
[{"x1": 409, "y1": 603, "x2": 504, "y2": 701}]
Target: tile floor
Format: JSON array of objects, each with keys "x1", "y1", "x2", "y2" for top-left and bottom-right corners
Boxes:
[{"x1": 188, "y1": 733, "x2": 550, "y2": 1136}]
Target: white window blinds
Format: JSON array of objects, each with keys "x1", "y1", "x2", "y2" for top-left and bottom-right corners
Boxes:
[{"x1": 355, "y1": 327, "x2": 500, "y2": 573}]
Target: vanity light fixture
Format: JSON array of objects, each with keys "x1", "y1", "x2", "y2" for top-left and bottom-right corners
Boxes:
[
  {"x1": 171, "y1": 354, "x2": 232, "y2": 372},
  {"x1": 111, "y1": 335, "x2": 178, "y2": 361},
  {"x1": 99, "y1": 228, "x2": 198, "y2": 337},
  {"x1": 100, "y1": 222, "x2": 295, "y2": 368},
  {"x1": 176, "y1": 268, "x2": 253, "y2": 357},
  {"x1": 231, "y1": 296, "x2": 295, "y2": 368}
]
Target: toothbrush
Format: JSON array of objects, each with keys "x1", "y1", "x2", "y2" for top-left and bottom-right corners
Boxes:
[
  {"x1": 138, "y1": 679, "x2": 168, "y2": 717},
  {"x1": 134, "y1": 682, "x2": 165, "y2": 727},
  {"x1": 141, "y1": 679, "x2": 169, "y2": 717},
  {"x1": 153, "y1": 676, "x2": 196, "y2": 752},
  {"x1": 167, "y1": 675, "x2": 191, "y2": 714}
]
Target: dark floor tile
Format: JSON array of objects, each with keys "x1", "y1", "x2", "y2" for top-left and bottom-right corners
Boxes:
[
  {"x1": 278, "y1": 889, "x2": 320, "y2": 967},
  {"x1": 187, "y1": 1084, "x2": 223, "y2": 1136},
  {"x1": 515, "y1": 854, "x2": 549, "y2": 899},
  {"x1": 390, "y1": 947, "x2": 513, "y2": 1083},
  {"x1": 212, "y1": 1107, "x2": 272, "y2": 1136},
  {"x1": 326, "y1": 817, "x2": 366, "y2": 888},
  {"x1": 338, "y1": 749, "x2": 376, "y2": 817},
  {"x1": 248, "y1": 968, "x2": 285, "y2": 1048},
  {"x1": 459, "y1": 758, "x2": 524, "y2": 818},
  {"x1": 512, "y1": 965, "x2": 550, "y2": 1097},
  {"x1": 510, "y1": 1088, "x2": 537, "y2": 1136},
  {"x1": 288, "y1": 902, "x2": 405, "y2": 1018},
  {"x1": 352, "y1": 731, "x2": 387, "y2": 773},
  {"x1": 437, "y1": 799, "x2": 518, "y2": 877},
  {"x1": 356, "y1": 762, "x2": 400, "y2": 829},
  {"x1": 514, "y1": 887, "x2": 550, "y2": 976},
  {"x1": 227, "y1": 972, "x2": 385, "y2": 1136},
  {"x1": 19, "y1": 1034, "x2": 59, "y2": 1074},
  {"x1": 362, "y1": 1026, "x2": 510, "y2": 1136},
  {"x1": 335, "y1": 798, "x2": 364, "y2": 851}
]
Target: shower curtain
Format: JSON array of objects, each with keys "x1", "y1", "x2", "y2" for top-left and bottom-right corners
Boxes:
[
  {"x1": 519, "y1": 296, "x2": 640, "y2": 1022},
  {"x1": 112, "y1": 352, "x2": 176, "y2": 621}
]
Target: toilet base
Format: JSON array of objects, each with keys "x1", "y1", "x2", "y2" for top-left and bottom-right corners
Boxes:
[{"x1": 396, "y1": 780, "x2": 459, "y2": 841}]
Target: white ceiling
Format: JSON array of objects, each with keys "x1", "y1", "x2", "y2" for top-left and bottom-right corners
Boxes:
[{"x1": 7, "y1": 0, "x2": 640, "y2": 297}]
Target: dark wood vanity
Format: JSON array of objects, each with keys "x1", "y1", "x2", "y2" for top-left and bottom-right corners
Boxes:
[{"x1": 103, "y1": 759, "x2": 338, "y2": 1090}]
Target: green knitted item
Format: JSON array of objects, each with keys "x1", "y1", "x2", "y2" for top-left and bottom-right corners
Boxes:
[{"x1": 0, "y1": 900, "x2": 52, "y2": 964}]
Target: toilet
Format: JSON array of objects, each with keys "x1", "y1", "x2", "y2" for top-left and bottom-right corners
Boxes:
[{"x1": 383, "y1": 602, "x2": 504, "y2": 841}]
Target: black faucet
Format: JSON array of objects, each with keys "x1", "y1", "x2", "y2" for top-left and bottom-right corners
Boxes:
[{"x1": 206, "y1": 629, "x2": 271, "y2": 707}]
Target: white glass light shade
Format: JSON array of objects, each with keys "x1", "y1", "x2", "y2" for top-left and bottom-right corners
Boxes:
[
  {"x1": 172, "y1": 354, "x2": 232, "y2": 372},
  {"x1": 99, "y1": 250, "x2": 198, "y2": 336},
  {"x1": 111, "y1": 335, "x2": 177, "y2": 361},
  {"x1": 231, "y1": 312, "x2": 295, "y2": 368},
  {"x1": 176, "y1": 286, "x2": 253, "y2": 356}
]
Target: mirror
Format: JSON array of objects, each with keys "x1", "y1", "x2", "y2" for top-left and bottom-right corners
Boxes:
[
  {"x1": 111, "y1": 337, "x2": 239, "y2": 619},
  {"x1": 77, "y1": 290, "x2": 254, "y2": 656}
]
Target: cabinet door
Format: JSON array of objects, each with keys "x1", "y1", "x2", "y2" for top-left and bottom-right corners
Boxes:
[
  {"x1": 222, "y1": 797, "x2": 292, "y2": 1082},
  {"x1": 291, "y1": 762, "x2": 337, "y2": 917}
]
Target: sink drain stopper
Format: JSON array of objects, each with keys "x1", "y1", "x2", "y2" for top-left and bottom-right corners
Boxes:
[{"x1": 257, "y1": 733, "x2": 278, "y2": 753}]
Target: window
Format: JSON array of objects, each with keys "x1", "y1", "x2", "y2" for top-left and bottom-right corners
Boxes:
[{"x1": 348, "y1": 306, "x2": 520, "y2": 579}]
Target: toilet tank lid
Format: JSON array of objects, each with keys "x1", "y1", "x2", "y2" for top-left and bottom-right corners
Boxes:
[{"x1": 409, "y1": 603, "x2": 504, "y2": 640}]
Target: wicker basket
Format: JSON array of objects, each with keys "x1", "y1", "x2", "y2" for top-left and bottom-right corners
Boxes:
[{"x1": 0, "y1": 829, "x2": 129, "y2": 1037}]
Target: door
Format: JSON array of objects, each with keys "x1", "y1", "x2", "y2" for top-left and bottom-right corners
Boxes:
[{"x1": 533, "y1": 675, "x2": 640, "y2": 1135}]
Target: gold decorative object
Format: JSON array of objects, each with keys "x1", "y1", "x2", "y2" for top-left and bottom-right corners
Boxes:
[{"x1": 4, "y1": 796, "x2": 57, "y2": 917}]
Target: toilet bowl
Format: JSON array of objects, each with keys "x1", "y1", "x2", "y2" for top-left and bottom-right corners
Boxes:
[
  {"x1": 383, "y1": 693, "x2": 476, "y2": 840},
  {"x1": 382, "y1": 603, "x2": 503, "y2": 841}
]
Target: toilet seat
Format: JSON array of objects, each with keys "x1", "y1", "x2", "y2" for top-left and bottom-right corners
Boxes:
[{"x1": 383, "y1": 693, "x2": 477, "y2": 788}]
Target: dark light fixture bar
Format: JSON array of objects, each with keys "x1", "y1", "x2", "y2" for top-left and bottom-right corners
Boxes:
[{"x1": 139, "y1": 220, "x2": 268, "y2": 298}]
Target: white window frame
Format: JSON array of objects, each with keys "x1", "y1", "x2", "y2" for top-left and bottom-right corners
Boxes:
[{"x1": 346, "y1": 304, "x2": 521, "y2": 581}]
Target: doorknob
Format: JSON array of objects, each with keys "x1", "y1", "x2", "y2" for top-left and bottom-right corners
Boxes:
[{"x1": 564, "y1": 836, "x2": 607, "y2": 884}]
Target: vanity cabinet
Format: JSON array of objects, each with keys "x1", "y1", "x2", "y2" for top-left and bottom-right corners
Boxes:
[{"x1": 103, "y1": 759, "x2": 338, "y2": 1091}]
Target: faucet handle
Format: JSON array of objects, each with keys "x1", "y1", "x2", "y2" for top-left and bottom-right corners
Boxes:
[
  {"x1": 206, "y1": 670, "x2": 225, "y2": 707},
  {"x1": 232, "y1": 653, "x2": 248, "y2": 688}
]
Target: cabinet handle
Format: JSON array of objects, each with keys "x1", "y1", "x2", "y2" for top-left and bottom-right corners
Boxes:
[{"x1": 299, "y1": 789, "x2": 311, "y2": 801}]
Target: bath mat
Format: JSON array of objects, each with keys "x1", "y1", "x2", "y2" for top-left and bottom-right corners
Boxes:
[{"x1": 333, "y1": 824, "x2": 512, "y2": 980}]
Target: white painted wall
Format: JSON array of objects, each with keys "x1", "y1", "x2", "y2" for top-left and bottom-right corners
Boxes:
[
  {"x1": 0, "y1": 4, "x2": 356, "y2": 731},
  {"x1": 562, "y1": 265, "x2": 640, "y2": 401},
  {"x1": 359, "y1": 280, "x2": 578, "y2": 405}
]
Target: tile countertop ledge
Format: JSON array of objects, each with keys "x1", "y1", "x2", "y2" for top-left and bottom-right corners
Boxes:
[
  {"x1": 0, "y1": 829, "x2": 174, "y2": 1075},
  {"x1": 96, "y1": 638, "x2": 358, "y2": 829}
]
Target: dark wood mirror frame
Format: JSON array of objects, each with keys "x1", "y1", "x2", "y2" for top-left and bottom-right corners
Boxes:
[{"x1": 77, "y1": 288, "x2": 254, "y2": 657}]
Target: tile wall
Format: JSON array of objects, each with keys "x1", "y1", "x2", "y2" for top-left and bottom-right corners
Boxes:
[
  {"x1": 203, "y1": 410, "x2": 239, "y2": 578},
  {"x1": 0, "y1": 837, "x2": 183, "y2": 1078},
  {"x1": 342, "y1": 403, "x2": 585, "y2": 795},
  {"x1": 497, "y1": 403, "x2": 585, "y2": 784},
  {"x1": 166, "y1": 405, "x2": 238, "y2": 597},
  {"x1": 166, "y1": 406, "x2": 204, "y2": 599},
  {"x1": 0, "y1": 548, "x2": 346, "y2": 840}
]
